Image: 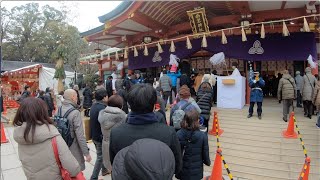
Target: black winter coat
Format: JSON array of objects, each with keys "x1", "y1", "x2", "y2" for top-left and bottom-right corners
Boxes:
[
  {"x1": 75, "y1": 90, "x2": 81, "y2": 105},
  {"x1": 89, "y1": 101, "x2": 107, "y2": 142},
  {"x1": 105, "y1": 80, "x2": 113, "y2": 97},
  {"x1": 82, "y1": 87, "x2": 93, "y2": 109},
  {"x1": 176, "y1": 129, "x2": 211, "y2": 180},
  {"x1": 196, "y1": 88, "x2": 213, "y2": 122},
  {"x1": 180, "y1": 74, "x2": 191, "y2": 88},
  {"x1": 44, "y1": 93, "x2": 54, "y2": 111},
  {"x1": 109, "y1": 121, "x2": 182, "y2": 174}
]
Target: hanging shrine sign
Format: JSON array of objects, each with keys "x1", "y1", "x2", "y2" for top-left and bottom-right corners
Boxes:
[{"x1": 187, "y1": 8, "x2": 210, "y2": 35}]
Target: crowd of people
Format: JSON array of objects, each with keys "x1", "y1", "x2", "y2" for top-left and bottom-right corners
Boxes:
[
  {"x1": 12, "y1": 66, "x2": 216, "y2": 180},
  {"x1": 9, "y1": 65, "x2": 320, "y2": 180}
]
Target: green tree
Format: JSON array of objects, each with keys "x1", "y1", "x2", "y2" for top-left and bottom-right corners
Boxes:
[{"x1": 2, "y1": 2, "x2": 88, "y2": 66}]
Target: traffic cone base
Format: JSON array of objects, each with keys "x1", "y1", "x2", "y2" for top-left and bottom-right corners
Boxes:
[
  {"x1": 1, "y1": 123, "x2": 9, "y2": 144},
  {"x1": 282, "y1": 130, "x2": 298, "y2": 139},
  {"x1": 282, "y1": 112, "x2": 297, "y2": 139}
]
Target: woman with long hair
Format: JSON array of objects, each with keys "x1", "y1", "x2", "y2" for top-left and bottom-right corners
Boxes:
[
  {"x1": 13, "y1": 97, "x2": 80, "y2": 179},
  {"x1": 176, "y1": 110, "x2": 211, "y2": 180}
]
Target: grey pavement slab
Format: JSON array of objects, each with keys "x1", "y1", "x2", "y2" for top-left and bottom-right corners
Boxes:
[
  {"x1": 1, "y1": 154, "x2": 21, "y2": 171},
  {"x1": 2, "y1": 167, "x2": 26, "y2": 180}
]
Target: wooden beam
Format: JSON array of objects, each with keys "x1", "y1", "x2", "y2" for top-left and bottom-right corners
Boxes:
[
  {"x1": 229, "y1": 1, "x2": 251, "y2": 14},
  {"x1": 167, "y1": 15, "x2": 240, "y2": 36},
  {"x1": 106, "y1": 27, "x2": 143, "y2": 34},
  {"x1": 129, "y1": 11, "x2": 168, "y2": 31},
  {"x1": 252, "y1": 7, "x2": 306, "y2": 22},
  {"x1": 281, "y1": 1, "x2": 287, "y2": 10},
  {"x1": 91, "y1": 37, "x2": 122, "y2": 42}
]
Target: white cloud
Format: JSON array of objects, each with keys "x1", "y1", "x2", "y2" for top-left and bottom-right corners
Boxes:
[{"x1": 1, "y1": 1, "x2": 122, "y2": 32}]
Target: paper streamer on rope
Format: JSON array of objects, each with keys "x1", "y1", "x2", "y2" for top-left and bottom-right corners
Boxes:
[
  {"x1": 100, "y1": 52, "x2": 103, "y2": 60},
  {"x1": 241, "y1": 28, "x2": 247, "y2": 41},
  {"x1": 201, "y1": 34, "x2": 208, "y2": 47},
  {"x1": 169, "y1": 54, "x2": 180, "y2": 66},
  {"x1": 221, "y1": 30, "x2": 227, "y2": 44},
  {"x1": 307, "y1": 54, "x2": 317, "y2": 69},
  {"x1": 124, "y1": 47, "x2": 128, "y2": 59},
  {"x1": 117, "y1": 62, "x2": 124, "y2": 70},
  {"x1": 144, "y1": 45, "x2": 148, "y2": 56},
  {"x1": 303, "y1": 17, "x2": 310, "y2": 32},
  {"x1": 282, "y1": 21, "x2": 290, "y2": 36},
  {"x1": 133, "y1": 46, "x2": 138, "y2": 57},
  {"x1": 186, "y1": 36, "x2": 192, "y2": 49},
  {"x1": 157, "y1": 42, "x2": 163, "y2": 53},
  {"x1": 209, "y1": 52, "x2": 225, "y2": 65},
  {"x1": 260, "y1": 23, "x2": 265, "y2": 39},
  {"x1": 170, "y1": 41, "x2": 175, "y2": 52},
  {"x1": 107, "y1": 53, "x2": 110, "y2": 60},
  {"x1": 115, "y1": 51, "x2": 119, "y2": 60}
]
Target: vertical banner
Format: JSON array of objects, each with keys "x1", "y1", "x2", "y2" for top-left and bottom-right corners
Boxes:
[{"x1": 187, "y1": 8, "x2": 210, "y2": 35}]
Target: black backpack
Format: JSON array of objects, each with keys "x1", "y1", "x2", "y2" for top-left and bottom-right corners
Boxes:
[{"x1": 53, "y1": 107, "x2": 76, "y2": 147}]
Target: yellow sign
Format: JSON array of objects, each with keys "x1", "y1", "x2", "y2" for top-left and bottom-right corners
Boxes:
[
  {"x1": 187, "y1": 8, "x2": 210, "y2": 35},
  {"x1": 105, "y1": 21, "x2": 112, "y2": 30}
]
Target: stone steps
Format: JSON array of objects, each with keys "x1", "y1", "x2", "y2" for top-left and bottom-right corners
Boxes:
[{"x1": 203, "y1": 101, "x2": 319, "y2": 179}]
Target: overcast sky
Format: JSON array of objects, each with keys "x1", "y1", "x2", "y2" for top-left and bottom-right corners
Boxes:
[{"x1": 1, "y1": 1, "x2": 122, "y2": 32}]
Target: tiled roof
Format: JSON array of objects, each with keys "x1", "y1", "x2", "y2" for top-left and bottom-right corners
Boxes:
[{"x1": 98, "y1": 1, "x2": 133, "y2": 23}]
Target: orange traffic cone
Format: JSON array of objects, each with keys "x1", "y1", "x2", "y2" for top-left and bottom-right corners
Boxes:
[
  {"x1": 299, "y1": 157, "x2": 311, "y2": 180},
  {"x1": 1, "y1": 123, "x2": 8, "y2": 144},
  {"x1": 209, "y1": 112, "x2": 224, "y2": 136},
  {"x1": 282, "y1": 112, "x2": 298, "y2": 139},
  {"x1": 2, "y1": 104, "x2": 7, "y2": 115},
  {"x1": 206, "y1": 148, "x2": 223, "y2": 180}
]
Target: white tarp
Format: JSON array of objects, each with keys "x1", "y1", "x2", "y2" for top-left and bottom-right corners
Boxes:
[
  {"x1": 39, "y1": 67, "x2": 74, "y2": 94},
  {"x1": 217, "y1": 76, "x2": 246, "y2": 109}
]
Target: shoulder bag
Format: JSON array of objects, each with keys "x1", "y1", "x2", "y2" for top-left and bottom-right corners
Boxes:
[{"x1": 51, "y1": 137, "x2": 86, "y2": 180}]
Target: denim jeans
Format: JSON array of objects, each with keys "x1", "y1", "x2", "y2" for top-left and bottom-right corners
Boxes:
[{"x1": 90, "y1": 140, "x2": 107, "y2": 180}]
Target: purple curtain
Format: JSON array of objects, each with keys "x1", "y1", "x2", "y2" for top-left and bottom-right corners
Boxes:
[{"x1": 128, "y1": 32, "x2": 317, "y2": 70}]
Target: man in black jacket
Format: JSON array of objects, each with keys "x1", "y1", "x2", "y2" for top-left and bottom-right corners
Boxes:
[
  {"x1": 90, "y1": 89, "x2": 109, "y2": 179},
  {"x1": 109, "y1": 84, "x2": 182, "y2": 175},
  {"x1": 105, "y1": 76, "x2": 113, "y2": 97},
  {"x1": 44, "y1": 87, "x2": 55, "y2": 117}
]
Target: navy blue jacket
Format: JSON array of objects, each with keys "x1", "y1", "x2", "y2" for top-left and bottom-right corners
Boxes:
[
  {"x1": 176, "y1": 129, "x2": 211, "y2": 180},
  {"x1": 89, "y1": 101, "x2": 107, "y2": 142},
  {"x1": 249, "y1": 77, "x2": 265, "y2": 102}
]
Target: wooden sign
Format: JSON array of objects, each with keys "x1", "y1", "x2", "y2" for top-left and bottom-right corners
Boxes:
[{"x1": 187, "y1": 8, "x2": 210, "y2": 35}]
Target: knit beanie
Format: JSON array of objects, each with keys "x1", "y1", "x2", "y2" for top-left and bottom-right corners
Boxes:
[{"x1": 179, "y1": 85, "x2": 191, "y2": 99}]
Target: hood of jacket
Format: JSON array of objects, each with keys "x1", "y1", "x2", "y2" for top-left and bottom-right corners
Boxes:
[
  {"x1": 62, "y1": 99, "x2": 78, "y2": 108},
  {"x1": 112, "y1": 138, "x2": 175, "y2": 180},
  {"x1": 14, "y1": 123, "x2": 60, "y2": 145},
  {"x1": 305, "y1": 67, "x2": 312, "y2": 73},
  {"x1": 98, "y1": 106, "x2": 126, "y2": 124},
  {"x1": 282, "y1": 74, "x2": 293, "y2": 80},
  {"x1": 127, "y1": 112, "x2": 158, "y2": 125}
]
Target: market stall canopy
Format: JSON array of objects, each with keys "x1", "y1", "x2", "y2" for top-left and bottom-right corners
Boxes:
[
  {"x1": 1, "y1": 64, "x2": 42, "y2": 76},
  {"x1": 80, "y1": 1, "x2": 319, "y2": 48},
  {"x1": 1, "y1": 60, "x2": 74, "y2": 74}
]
